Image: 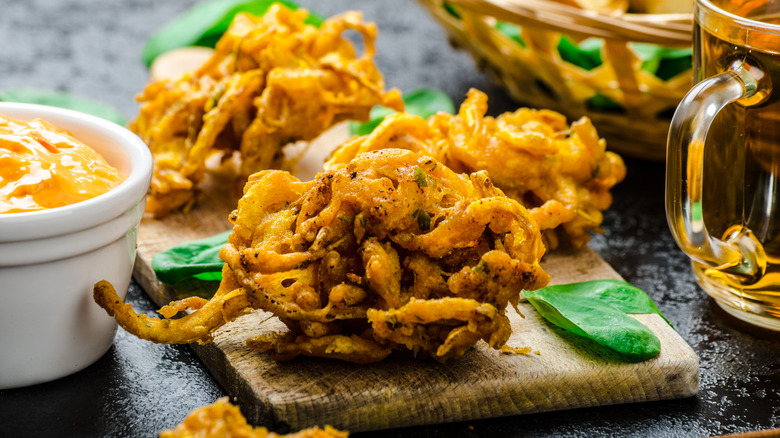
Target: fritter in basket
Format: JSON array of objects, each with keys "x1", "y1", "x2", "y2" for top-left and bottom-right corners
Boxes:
[
  {"x1": 160, "y1": 397, "x2": 347, "y2": 438},
  {"x1": 132, "y1": 5, "x2": 403, "y2": 217},
  {"x1": 326, "y1": 89, "x2": 626, "y2": 249},
  {"x1": 94, "y1": 149, "x2": 549, "y2": 363}
]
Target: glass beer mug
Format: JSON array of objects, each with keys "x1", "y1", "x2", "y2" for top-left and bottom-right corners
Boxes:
[{"x1": 667, "y1": 0, "x2": 780, "y2": 330}]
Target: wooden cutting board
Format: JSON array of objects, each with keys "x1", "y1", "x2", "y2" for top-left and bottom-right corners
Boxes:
[{"x1": 131, "y1": 124, "x2": 698, "y2": 433}]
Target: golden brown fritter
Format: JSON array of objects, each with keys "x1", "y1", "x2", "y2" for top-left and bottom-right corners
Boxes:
[
  {"x1": 94, "y1": 149, "x2": 549, "y2": 363},
  {"x1": 131, "y1": 6, "x2": 403, "y2": 217},
  {"x1": 159, "y1": 397, "x2": 347, "y2": 438},
  {"x1": 325, "y1": 88, "x2": 626, "y2": 249}
]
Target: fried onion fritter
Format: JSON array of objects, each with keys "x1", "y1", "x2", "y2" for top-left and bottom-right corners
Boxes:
[
  {"x1": 325, "y1": 88, "x2": 626, "y2": 249},
  {"x1": 94, "y1": 149, "x2": 549, "y2": 363},
  {"x1": 132, "y1": 5, "x2": 403, "y2": 217},
  {"x1": 160, "y1": 397, "x2": 347, "y2": 438}
]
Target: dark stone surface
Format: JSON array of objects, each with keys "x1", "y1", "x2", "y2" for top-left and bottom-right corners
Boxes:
[{"x1": 0, "y1": 1, "x2": 778, "y2": 437}]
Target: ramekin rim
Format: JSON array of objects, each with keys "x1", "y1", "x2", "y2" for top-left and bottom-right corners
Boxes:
[{"x1": 0, "y1": 102, "x2": 152, "y2": 241}]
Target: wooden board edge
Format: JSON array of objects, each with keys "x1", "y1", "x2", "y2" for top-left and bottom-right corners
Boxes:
[
  {"x1": 133, "y1": 253, "x2": 168, "y2": 307},
  {"x1": 261, "y1": 315, "x2": 700, "y2": 432},
  {"x1": 191, "y1": 342, "x2": 279, "y2": 428},
  {"x1": 177, "y1": 312, "x2": 699, "y2": 433},
  {"x1": 133, "y1": 258, "x2": 281, "y2": 428}
]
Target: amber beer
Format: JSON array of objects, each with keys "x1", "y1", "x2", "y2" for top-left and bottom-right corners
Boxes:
[{"x1": 666, "y1": 0, "x2": 780, "y2": 330}]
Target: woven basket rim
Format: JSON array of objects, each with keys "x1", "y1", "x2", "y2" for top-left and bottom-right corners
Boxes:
[{"x1": 443, "y1": 0, "x2": 693, "y2": 46}]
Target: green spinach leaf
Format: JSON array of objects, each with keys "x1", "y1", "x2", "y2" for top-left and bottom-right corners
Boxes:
[
  {"x1": 349, "y1": 88, "x2": 455, "y2": 136},
  {"x1": 630, "y1": 43, "x2": 692, "y2": 81},
  {"x1": 494, "y1": 21, "x2": 525, "y2": 47},
  {"x1": 152, "y1": 230, "x2": 231, "y2": 286},
  {"x1": 522, "y1": 279, "x2": 669, "y2": 362},
  {"x1": 558, "y1": 37, "x2": 603, "y2": 71},
  {"x1": 585, "y1": 93, "x2": 623, "y2": 112},
  {"x1": 0, "y1": 89, "x2": 126, "y2": 125},
  {"x1": 142, "y1": 0, "x2": 323, "y2": 67}
]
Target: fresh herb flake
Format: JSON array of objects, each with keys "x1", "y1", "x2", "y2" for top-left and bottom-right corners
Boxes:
[
  {"x1": 338, "y1": 215, "x2": 355, "y2": 225},
  {"x1": 414, "y1": 210, "x2": 431, "y2": 231},
  {"x1": 413, "y1": 166, "x2": 430, "y2": 188},
  {"x1": 473, "y1": 260, "x2": 490, "y2": 274}
]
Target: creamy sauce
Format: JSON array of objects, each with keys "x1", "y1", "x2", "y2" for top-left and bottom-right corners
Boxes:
[{"x1": 0, "y1": 115, "x2": 125, "y2": 213}]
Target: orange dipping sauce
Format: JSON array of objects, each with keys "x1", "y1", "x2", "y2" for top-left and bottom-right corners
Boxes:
[{"x1": 0, "y1": 115, "x2": 125, "y2": 213}]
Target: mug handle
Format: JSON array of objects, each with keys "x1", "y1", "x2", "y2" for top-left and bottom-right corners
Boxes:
[{"x1": 666, "y1": 59, "x2": 767, "y2": 278}]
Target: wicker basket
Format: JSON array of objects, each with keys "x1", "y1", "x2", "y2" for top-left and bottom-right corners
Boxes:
[{"x1": 418, "y1": 0, "x2": 693, "y2": 161}]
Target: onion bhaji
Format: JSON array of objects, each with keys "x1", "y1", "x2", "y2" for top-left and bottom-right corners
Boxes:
[
  {"x1": 131, "y1": 5, "x2": 403, "y2": 217},
  {"x1": 160, "y1": 397, "x2": 347, "y2": 438},
  {"x1": 325, "y1": 89, "x2": 626, "y2": 249},
  {"x1": 94, "y1": 149, "x2": 550, "y2": 363}
]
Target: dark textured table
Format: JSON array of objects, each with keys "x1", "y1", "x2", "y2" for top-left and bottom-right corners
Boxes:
[{"x1": 0, "y1": 1, "x2": 778, "y2": 437}]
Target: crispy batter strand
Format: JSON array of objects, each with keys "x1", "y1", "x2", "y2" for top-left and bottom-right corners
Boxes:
[
  {"x1": 158, "y1": 297, "x2": 209, "y2": 319},
  {"x1": 325, "y1": 88, "x2": 626, "y2": 249},
  {"x1": 132, "y1": 6, "x2": 402, "y2": 217},
  {"x1": 93, "y1": 267, "x2": 250, "y2": 345}
]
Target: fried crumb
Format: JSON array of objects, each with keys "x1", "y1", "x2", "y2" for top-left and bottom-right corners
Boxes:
[{"x1": 499, "y1": 345, "x2": 533, "y2": 355}]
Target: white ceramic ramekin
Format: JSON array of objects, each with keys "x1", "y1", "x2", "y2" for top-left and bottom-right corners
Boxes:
[{"x1": 0, "y1": 103, "x2": 152, "y2": 389}]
